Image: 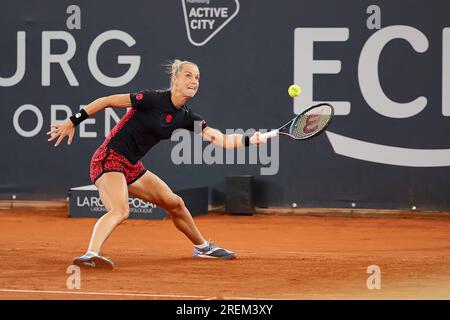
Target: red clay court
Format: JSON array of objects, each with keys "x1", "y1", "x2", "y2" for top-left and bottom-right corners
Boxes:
[{"x1": 1, "y1": 204, "x2": 449, "y2": 300}]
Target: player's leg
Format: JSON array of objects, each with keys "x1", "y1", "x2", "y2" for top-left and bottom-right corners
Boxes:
[
  {"x1": 128, "y1": 171, "x2": 236, "y2": 259},
  {"x1": 87, "y1": 172, "x2": 130, "y2": 253},
  {"x1": 73, "y1": 172, "x2": 129, "y2": 269},
  {"x1": 94, "y1": 186, "x2": 111, "y2": 257},
  {"x1": 128, "y1": 170, "x2": 204, "y2": 245}
]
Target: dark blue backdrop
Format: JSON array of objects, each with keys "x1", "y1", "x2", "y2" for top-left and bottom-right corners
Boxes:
[{"x1": 1, "y1": 0, "x2": 450, "y2": 210}]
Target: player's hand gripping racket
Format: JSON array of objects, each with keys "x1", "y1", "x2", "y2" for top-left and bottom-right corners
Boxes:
[{"x1": 251, "y1": 103, "x2": 334, "y2": 143}]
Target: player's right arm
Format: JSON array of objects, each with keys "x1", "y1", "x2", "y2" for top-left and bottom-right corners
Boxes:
[
  {"x1": 202, "y1": 127, "x2": 266, "y2": 149},
  {"x1": 47, "y1": 94, "x2": 132, "y2": 147}
]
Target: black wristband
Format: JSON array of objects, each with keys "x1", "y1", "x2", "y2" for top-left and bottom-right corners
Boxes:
[
  {"x1": 242, "y1": 135, "x2": 250, "y2": 147},
  {"x1": 69, "y1": 109, "x2": 89, "y2": 127}
]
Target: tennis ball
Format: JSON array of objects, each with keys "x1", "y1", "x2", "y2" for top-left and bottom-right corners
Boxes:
[{"x1": 288, "y1": 84, "x2": 301, "y2": 98}]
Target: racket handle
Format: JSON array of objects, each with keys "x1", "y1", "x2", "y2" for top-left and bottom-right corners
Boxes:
[{"x1": 250, "y1": 130, "x2": 279, "y2": 144}]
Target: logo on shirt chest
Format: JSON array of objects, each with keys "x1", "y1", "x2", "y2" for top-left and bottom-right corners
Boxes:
[{"x1": 165, "y1": 114, "x2": 173, "y2": 124}]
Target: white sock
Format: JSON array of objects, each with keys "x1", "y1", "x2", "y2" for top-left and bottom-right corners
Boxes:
[
  {"x1": 86, "y1": 251, "x2": 99, "y2": 256},
  {"x1": 194, "y1": 241, "x2": 209, "y2": 249}
]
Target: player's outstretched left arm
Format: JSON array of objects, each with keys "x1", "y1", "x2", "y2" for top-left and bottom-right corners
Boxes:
[
  {"x1": 47, "y1": 94, "x2": 132, "y2": 147},
  {"x1": 202, "y1": 127, "x2": 267, "y2": 149}
]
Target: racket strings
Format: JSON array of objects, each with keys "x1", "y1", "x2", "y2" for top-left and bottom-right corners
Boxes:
[{"x1": 291, "y1": 107, "x2": 333, "y2": 139}]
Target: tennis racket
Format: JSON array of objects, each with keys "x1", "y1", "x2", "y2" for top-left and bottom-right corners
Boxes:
[{"x1": 252, "y1": 103, "x2": 334, "y2": 143}]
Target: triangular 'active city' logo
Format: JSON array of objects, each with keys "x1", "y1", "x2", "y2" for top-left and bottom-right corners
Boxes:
[{"x1": 182, "y1": 0, "x2": 240, "y2": 46}]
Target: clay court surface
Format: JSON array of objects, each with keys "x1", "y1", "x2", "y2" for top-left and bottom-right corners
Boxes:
[{"x1": 0, "y1": 207, "x2": 450, "y2": 300}]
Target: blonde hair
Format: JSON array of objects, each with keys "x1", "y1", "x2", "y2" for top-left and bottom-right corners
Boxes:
[{"x1": 165, "y1": 59, "x2": 198, "y2": 88}]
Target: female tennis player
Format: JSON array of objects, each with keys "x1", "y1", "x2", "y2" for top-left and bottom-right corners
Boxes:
[{"x1": 47, "y1": 60, "x2": 267, "y2": 269}]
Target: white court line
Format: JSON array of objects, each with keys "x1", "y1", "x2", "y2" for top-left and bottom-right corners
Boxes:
[{"x1": 0, "y1": 289, "x2": 273, "y2": 300}]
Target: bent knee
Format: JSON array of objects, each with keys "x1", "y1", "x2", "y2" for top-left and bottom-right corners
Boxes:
[
  {"x1": 164, "y1": 195, "x2": 185, "y2": 212},
  {"x1": 108, "y1": 208, "x2": 130, "y2": 221}
]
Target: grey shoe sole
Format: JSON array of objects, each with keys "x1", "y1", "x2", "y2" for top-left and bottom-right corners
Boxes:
[
  {"x1": 193, "y1": 253, "x2": 236, "y2": 260},
  {"x1": 73, "y1": 256, "x2": 114, "y2": 270}
]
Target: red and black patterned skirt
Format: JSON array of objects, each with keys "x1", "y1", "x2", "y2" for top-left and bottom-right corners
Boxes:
[{"x1": 90, "y1": 145, "x2": 146, "y2": 185}]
